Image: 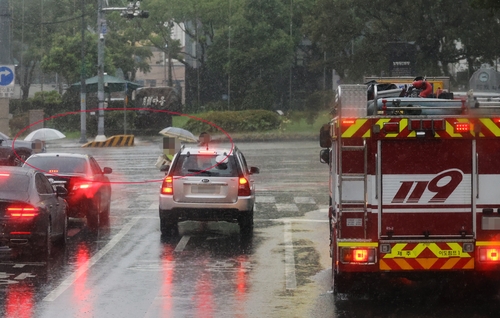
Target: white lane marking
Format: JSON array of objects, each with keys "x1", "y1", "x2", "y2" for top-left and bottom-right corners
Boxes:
[
  {"x1": 174, "y1": 235, "x2": 190, "y2": 253},
  {"x1": 284, "y1": 220, "x2": 296, "y2": 290},
  {"x1": 148, "y1": 202, "x2": 158, "y2": 210},
  {"x1": 276, "y1": 204, "x2": 299, "y2": 212},
  {"x1": 43, "y1": 217, "x2": 140, "y2": 302},
  {"x1": 255, "y1": 196, "x2": 276, "y2": 203},
  {"x1": 294, "y1": 197, "x2": 316, "y2": 204}
]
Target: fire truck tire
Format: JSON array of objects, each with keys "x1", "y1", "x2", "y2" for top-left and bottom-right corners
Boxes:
[{"x1": 332, "y1": 270, "x2": 350, "y2": 294}]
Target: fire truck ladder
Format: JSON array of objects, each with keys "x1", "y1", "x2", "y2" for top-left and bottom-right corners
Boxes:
[
  {"x1": 338, "y1": 140, "x2": 368, "y2": 239},
  {"x1": 336, "y1": 84, "x2": 369, "y2": 239}
]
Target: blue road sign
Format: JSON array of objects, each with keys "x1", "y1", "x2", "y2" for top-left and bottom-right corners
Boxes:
[{"x1": 0, "y1": 66, "x2": 14, "y2": 86}]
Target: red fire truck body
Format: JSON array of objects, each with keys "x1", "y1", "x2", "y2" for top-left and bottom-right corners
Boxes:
[{"x1": 320, "y1": 84, "x2": 500, "y2": 293}]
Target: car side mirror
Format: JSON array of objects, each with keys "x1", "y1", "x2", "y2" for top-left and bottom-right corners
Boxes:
[
  {"x1": 320, "y1": 149, "x2": 330, "y2": 164},
  {"x1": 55, "y1": 185, "x2": 68, "y2": 196},
  {"x1": 160, "y1": 165, "x2": 170, "y2": 172},
  {"x1": 249, "y1": 166, "x2": 259, "y2": 174},
  {"x1": 103, "y1": 167, "x2": 112, "y2": 174}
]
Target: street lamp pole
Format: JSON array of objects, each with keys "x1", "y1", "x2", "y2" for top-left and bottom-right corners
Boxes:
[
  {"x1": 96, "y1": 0, "x2": 106, "y2": 141},
  {"x1": 79, "y1": 0, "x2": 87, "y2": 143},
  {"x1": 93, "y1": 1, "x2": 148, "y2": 141}
]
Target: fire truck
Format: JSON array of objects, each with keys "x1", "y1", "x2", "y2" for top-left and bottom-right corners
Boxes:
[{"x1": 319, "y1": 83, "x2": 500, "y2": 294}]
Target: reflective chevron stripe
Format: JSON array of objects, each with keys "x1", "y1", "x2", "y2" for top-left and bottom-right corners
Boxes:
[{"x1": 380, "y1": 242, "x2": 473, "y2": 270}]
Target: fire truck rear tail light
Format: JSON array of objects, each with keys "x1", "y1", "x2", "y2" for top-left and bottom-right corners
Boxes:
[
  {"x1": 454, "y1": 122, "x2": 470, "y2": 133},
  {"x1": 383, "y1": 122, "x2": 399, "y2": 133},
  {"x1": 340, "y1": 247, "x2": 376, "y2": 264},
  {"x1": 479, "y1": 248, "x2": 500, "y2": 262},
  {"x1": 341, "y1": 119, "x2": 356, "y2": 126},
  {"x1": 409, "y1": 119, "x2": 445, "y2": 131}
]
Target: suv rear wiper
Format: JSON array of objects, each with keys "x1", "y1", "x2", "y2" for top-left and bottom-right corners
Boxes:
[{"x1": 187, "y1": 169, "x2": 214, "y2": 175}]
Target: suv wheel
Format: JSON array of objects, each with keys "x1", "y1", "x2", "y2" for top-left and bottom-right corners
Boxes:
[
  {"x1": 238, "y1": 211, "x2": 254, "y2": 235},
  {"x1": 160, "y1": 217, "x2": 178, "y2": 236}
]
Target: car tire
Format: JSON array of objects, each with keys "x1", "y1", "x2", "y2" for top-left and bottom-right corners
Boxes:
[
  {"x1": 100, "y1": 204, "x2": 110, "y2": 227},
  {"x1": 40, "y1": 219, "x2": 52, "y2": 257},
  {"x1": 238, "y1": 211, "x2": 254, "y2": 235},
  {"x1": 87, "y1": 199, "x2": 100, "y2": 230},
  {"x1": 60, "y1": 216, "x2": 68, "y2": 246},
  {"x1": 160, "y1": 217, "x2": 178, "y2": 237}
]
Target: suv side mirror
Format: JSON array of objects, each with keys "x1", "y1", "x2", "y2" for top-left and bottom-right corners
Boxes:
[
  {"x1": 319, "y1": 149, "x2": 330, "y2": 164},
  {"x1": 249, "y1": 166, "x2": 259, "y2": 174}
]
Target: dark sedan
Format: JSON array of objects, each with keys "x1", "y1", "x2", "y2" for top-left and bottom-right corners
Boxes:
[
  {"x1": 24, "y1": 153, "x2": 112, "y2": 229},
  {"x1": 0, "y1": 166, "x2": 68, "y2": 257}
]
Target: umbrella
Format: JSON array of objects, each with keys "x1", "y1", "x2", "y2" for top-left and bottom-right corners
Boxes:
[
  {"x1": 69, "y1": 74, "x2": 142, "y2": 93},
  {"x1": 159, "y1": 127, "x2": 197, "y2": 143},
  {"x1": 24, "y1": 128, "x2": 66, "y2": 141}
]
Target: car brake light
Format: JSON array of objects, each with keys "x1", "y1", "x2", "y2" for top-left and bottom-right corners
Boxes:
[
  {"x1": 161, "y1": 176, "x2": 173, "y2": 195},
  {"x1": 238, "y1": 177, "x2": 251, "y2": 196},
  {"x1": 7, "y1": 204, "x2": 39, "y2": 218},
  {"x1": 0, "y1": 173, "x2": 10, "y2": 177},
  {"x1": 72, "y1": 182, "x2": 92, "y2": 190},
  {"x1": 479, "y1": 248, "x2": 500, "y2": 262}
]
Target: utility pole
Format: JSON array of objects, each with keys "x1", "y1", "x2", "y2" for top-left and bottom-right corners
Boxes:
[{"x1": 95, "y1": 0, "x2": 149, "y2": 142}]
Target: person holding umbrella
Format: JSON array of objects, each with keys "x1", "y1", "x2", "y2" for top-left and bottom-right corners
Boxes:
[{"x1": 155, "y1": 136, "x2": 180, "y2": 170}]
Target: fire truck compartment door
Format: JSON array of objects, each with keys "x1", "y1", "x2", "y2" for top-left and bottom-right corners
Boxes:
[{"x1": 380, "y1": 139, "x2": 473, "y2": 237}]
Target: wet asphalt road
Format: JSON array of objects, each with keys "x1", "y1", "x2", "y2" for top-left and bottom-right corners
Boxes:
[{"x1": 2, "y1": 138, "x2": 500, "y2": 317}]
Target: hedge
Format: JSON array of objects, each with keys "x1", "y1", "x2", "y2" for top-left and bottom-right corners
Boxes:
[{"x1": 183, "y1": 110, "x2": 281, "y2": 134}]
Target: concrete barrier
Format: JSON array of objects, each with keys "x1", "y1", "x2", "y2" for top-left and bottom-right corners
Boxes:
[{"x1": 82, "y1": 135, "x2": 134, "y2": 147}]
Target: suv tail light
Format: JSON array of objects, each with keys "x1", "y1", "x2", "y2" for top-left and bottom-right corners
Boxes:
[
  {"x1": 161, "y1": 176, "x2": 174, "y2": 195},
  {"x1": 238, "y1": 176, "x2": 251, "y2": 196},
  {"x1": 7, "y1": 204, "x2": 39, "y2": 218}
]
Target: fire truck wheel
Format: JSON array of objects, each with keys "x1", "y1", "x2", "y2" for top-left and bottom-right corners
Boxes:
[{"x1": 332, "y1": 270, "x2": 349, "y2": 294}]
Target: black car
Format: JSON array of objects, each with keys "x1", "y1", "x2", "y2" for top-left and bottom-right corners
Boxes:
[
  {"x1": 0, "y1": 166, "x2": 68, "y2": 256},
  {"x1": 0, "y1": 132, "x2": 39, "y2": 166},
  {"x1": 24, "y1": 153, "x2": 112, "y2": 229}
]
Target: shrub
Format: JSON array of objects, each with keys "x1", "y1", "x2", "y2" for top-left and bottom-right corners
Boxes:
[{"x1": 183, "y1": 110, "x2": 281, "y2": 134}]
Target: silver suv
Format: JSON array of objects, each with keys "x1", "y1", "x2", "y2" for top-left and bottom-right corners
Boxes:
[{"x1": 159, "y1": 144, "x2": 259, "y2": 236}]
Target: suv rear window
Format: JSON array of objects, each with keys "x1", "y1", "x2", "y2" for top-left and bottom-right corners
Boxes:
[{"x1": 171, "y1": 154, "x2": 238, "y2": 177}]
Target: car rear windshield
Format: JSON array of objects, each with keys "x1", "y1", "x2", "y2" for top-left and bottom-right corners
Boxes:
[
  {"x1": 25, "y1": 157, "x2": 88, "y2": 174},
  {"x1": 171, "y1": 154, "x2": 238, "y2": 177},
  {"x1": 0, "y1": 174, "x2": 29, "y2": 192}
]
